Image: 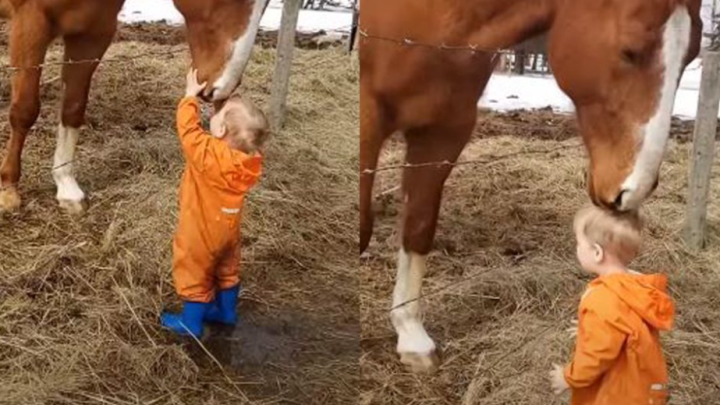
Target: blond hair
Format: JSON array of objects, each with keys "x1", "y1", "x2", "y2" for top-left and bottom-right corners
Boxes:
[
  {"x1": 223, "y1": 96, "x2": 269, "y2": 153},
  {"x1": 574, "y1": 205, "x2": 643, "y2": 264}
]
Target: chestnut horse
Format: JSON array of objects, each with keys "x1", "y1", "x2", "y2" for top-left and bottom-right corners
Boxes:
[
  {"x1": 0, "y1": 0, "x2": 269, "y2": 214},
  {"x1": 360, "y1": 0, "x2": 702, "y2": 373}
]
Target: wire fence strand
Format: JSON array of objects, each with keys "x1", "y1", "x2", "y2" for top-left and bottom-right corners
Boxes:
[
  {"x1": 358, "y1": 28, "x2": 513, "y2": 56},
  {"x1": 0, "y1": 23, "x2": 512, "y2": 73},
  {"x1": 0, "y1": 47, "x2": 187, "y2": 72},
  {"x1": 363, "y1": 143, "x2": 582, "y2": 175}
]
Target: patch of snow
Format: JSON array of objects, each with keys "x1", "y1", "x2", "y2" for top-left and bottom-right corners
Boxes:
[
  {"x1": 478, "y1": 59, "x2": 720, "y2": 120},
  {"x1": 118, "y1": 0, "x2": 353, "y2": 33},
  {"x1": 478, "y1": 74, "x2": 574, "y2": 114},
  {"x1": 119, "y1": 0, "x2": 183, "y2": 24},
  {"x1": 269, "y1": 0, "x2": 355, "y2": 12},
  {"x1": 260, "y1": 7, "x2": 352, "y2": 33}
]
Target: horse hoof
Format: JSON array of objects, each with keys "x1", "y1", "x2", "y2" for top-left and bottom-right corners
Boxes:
[
  {"x1": 58, "y1": 199, "x2": 87, "y2": 215},
  {"x1": 399, "y1": 349, "x2": 441, "y2": 374},
  {"x1": 0, "y1": 187, "x2": 21, "y2": 213}
]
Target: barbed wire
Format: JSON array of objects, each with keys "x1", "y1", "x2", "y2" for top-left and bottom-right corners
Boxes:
[
  {"x1": 362, "y1": 143, "x2": 582, "y2": 175},
  {"x1": 0, "y1": 24, "x2": 518, "y2": 73},
  {"x1": 0, "y1": 23, "x2": 362, "y2": 74},
  {"x1": 385, "y1": 263, "x2": 500, "y2": 312},
  {"x1": 358, "y1": 28, "x2": 514, "y2": 56},
  {"x1": 0, "y1": 47, "x2": 187, "y2": 72}
]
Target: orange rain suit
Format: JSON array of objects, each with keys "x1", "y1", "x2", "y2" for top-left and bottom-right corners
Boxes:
[
  {"x1": 172, "y1": 96, "x2": 263, "y2": 303},
  {"x1": 564, "y1": 273, "x2": 675, "y2": 405}
]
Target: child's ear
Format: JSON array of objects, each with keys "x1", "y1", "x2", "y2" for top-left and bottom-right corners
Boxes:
[
  {"x1": 218, "y1": 124, "x2": 227, "y2": 139},
  {"x1": 592, "y1": 243, "x2": 604, "y2": 263}
]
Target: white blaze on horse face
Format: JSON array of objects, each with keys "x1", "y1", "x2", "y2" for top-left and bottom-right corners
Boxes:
[
  {"x1": 619, "y1": 6, "x2": 691, "y2": 211},
  {"x1": 211, "y1": 0, "x2": 268, "y2": 101},
  {"x1": 53, "y1": 125, "x2": 85, "y2": 205},
  {"x1": 392, "y1": 249, "x2": 437, "y2": 366}
]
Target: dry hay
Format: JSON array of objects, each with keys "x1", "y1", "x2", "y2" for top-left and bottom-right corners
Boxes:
[
  {"x1": 360, "y1": 110, "x2": 720, "y2": 404},
  {"x1": 0, "y1": 26, "x2": 359, "y2": 404},
  {"x1": 472, "y1": 106, "x2": 719, "y2": 144},
  {"x1": 0, "y1": 20, "x2": 348, "y2": 50}
]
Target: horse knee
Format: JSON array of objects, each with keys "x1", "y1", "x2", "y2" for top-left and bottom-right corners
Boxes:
[
  {"x1": 402, "y1": 213, "x2": 437, "y2": 255},
  {"x1": 9, "y1": 98, "x2": 40, "y2": 133},
  {"x1": 61, "y1": 100, "x2": 86, "y2": 128}
]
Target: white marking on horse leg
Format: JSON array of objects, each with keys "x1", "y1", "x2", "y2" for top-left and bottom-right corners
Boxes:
[
  {"x1": 391, "y1": 249, "x2": 439, "y2": 373},
  {"x1": 53, "y1": 124, "x2": 85, "y2": 214},
  {"x1": 211, "y1": 0, "x2": 269, "y2": 101},
  {"x1": 619, "y1": 6, "x2": 691, "y2": 210},
  {"x1": 0, "y1": 186, "x2": 21, "y2": 212}
]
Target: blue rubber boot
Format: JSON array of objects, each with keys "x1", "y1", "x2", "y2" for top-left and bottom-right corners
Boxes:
[
  {"x1": 160, "y1": 301, "x2": 212, "y2": 338},
  {"x1": 204, "y1": 285, "x2": 240, "y2": 326}
]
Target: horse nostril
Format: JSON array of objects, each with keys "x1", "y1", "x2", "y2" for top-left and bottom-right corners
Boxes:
[{"x1": 613, "y1": 190, "x2": 627, "y2": 210}]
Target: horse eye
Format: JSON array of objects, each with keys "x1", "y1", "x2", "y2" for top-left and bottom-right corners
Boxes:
[{"x1": 621, "y1": 49, "x2": 642, "y2": 65}]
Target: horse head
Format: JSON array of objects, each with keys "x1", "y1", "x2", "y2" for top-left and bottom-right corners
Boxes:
[
  {"x1": 548, "y1": 0, "x2": 702, "y2": 211},
  {"x1": 173, "y1": 0, "x2": 270, "y2": 102}
]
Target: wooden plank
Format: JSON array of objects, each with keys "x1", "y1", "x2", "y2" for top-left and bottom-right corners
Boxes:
[
  {"x1": 684, "y1": 50, "x2": 720, "y2": 249},
  {"x1": 270, "y1": 0, "x2": 301, "y2": 130}
]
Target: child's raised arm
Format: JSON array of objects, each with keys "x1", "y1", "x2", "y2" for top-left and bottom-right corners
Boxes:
[
  {"x1": 176, "y1": 68, "x2": 210, "y2": 162},
  {"x1": 176, "y1": 95, "x2": 210, "y2": 161}
]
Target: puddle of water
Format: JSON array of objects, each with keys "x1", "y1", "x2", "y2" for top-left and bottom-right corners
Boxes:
[
  {"x1": 206, "y1": 313, "x2": 304, "y2": 369},
  {"x1": 197, "y1": 304, "x2": 359, "y2": 400}
]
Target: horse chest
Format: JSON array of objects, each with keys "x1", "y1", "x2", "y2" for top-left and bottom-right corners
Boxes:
[{"x1": 47, "y1": 0, "x2": 125, "y2": 35}]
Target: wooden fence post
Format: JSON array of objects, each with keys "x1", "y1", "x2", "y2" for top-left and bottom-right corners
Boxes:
[
  {"x1": 347, "y1": 0, "x2": 359, "y2": 54},
  {"x1": 270, "y1": 0, "x2": 301, "y2": 130},
  {"x1": 683, "y1": 49, "x2": 720, "y2": 249}
]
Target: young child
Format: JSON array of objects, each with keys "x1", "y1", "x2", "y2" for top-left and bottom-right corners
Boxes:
[
  {"x1": 550, "y1": 205, "x2": 675, "y2": 405},
  {"x1": 161, "y1": 69, "x2": 269, "y2": 338}
]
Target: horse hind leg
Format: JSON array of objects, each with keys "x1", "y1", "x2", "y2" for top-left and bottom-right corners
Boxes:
[
  {"x1": 0, "y1": 10, "x2": 53, "y2": 212},
  {"x1": 54, "y1": 32, "x2": 114, "y2": 214},
  {"x1": 392, "y1": 117, "x2": 475, "y2": 373}
]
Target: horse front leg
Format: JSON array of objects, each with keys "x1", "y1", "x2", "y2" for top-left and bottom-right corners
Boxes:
[
  {"x1": 54, "y1": 32, "x2": 114, "y2": 214},
  {"x1": 0, "y1": 11, "x2": 52, "y2": 212},
  {"x1": 392, "y1": 118, "x2": 474, "y2": 373},
  {"x1": 359, "y1": 86, "x2": 393, "y2": 252}
]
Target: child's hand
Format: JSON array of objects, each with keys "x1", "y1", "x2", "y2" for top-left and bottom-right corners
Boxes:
[
  {"x1": 549, "y1": 363, "x2": 569, "y2": 394},
  {"x1": 185, "y1": 68, "x2": 207, "y2": 98},
  {"x1": 566, "y1": 319, "x2": 578, "y2": 338}
]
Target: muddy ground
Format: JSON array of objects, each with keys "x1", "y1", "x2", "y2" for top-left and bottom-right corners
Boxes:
[
  {"x1": 0, "y1": 23, "x2": 358, "y2": 404},
  {"x1": 360, "y1": 107, "x2": 720, "y2": 403}
]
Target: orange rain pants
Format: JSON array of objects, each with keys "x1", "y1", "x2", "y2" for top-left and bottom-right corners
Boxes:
[
  {"x1": 564, "y1": 273, "x2": 675, "y2": 405},
  {"x1": 172, "y1": 96, "x2": 263, "y2": 303}
]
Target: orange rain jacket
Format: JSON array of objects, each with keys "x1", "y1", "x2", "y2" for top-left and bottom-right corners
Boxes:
[
  {"x1": 172, "y1": 96, "x2": 263, "y2": 303},
  {"x1": 564, "y1": 273, "x2": 675, "y2": 405}
]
